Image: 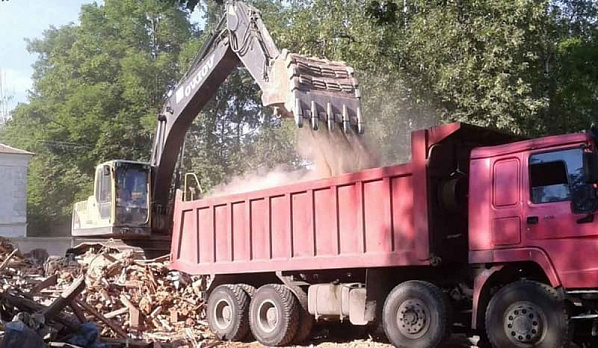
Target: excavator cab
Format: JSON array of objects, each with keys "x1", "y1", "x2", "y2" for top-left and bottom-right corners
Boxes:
[{"x1": 72, "y1": 160, "x2": 151, "y2": 237}]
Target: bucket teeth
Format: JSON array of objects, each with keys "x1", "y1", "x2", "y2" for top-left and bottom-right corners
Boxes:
[{"x1": 264, "y1": 50, "x2": 363, "y2": 134}]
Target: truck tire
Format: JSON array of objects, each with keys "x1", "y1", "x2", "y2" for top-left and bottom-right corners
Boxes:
[
  {"x1": 288, "y1": 285, "x2": 314, "y2": 344},
  {"x1": 238, "y1": 283, "x2": 256, "y2": 298},
  {"x1": 249, "y1": 284, "x2": 300, "y2": 346},
  {"x1": 206, "y1": 284, "x2": 250, "y2": 341},
  {"x1": 485, "y1": 280, "x2": 571, "y2": 348},
  {"x1": 382, "y1": 280, "x2": 451, "y2": 348},
  {"x1": 237, "y1": 284, "x2": 256, "y2": 340}
]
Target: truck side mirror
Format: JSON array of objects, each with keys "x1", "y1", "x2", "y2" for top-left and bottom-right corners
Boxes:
[
  {"x1": 103, "y1": 165, "x2": 111, "y2": 176},
  {"x1": 571, "y1": 184, "x2": 598, "y2": 214},
  {"x1": 583, "y1": 152, "x2": 598, "y2": 183}
]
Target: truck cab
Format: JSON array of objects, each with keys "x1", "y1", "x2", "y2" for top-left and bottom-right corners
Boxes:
[
  {"x1": 72, "y1": 160, "x2": 151, "y2": 237},
  {"x1": 469, "y1": 131, "x2": 598, "y2": 289}
]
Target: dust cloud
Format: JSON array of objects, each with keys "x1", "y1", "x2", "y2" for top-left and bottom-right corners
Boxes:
[{"x1": 207, "y1": 127, "x2": 380, "y2": 197}]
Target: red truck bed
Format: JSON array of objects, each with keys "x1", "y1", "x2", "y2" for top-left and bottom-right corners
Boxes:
[
  {"x1": 169, "y1": 161, "x2": 431, "y2": 275},
  {"x1": 169, "y1": 124, "x2": 506, "y2": 276}
]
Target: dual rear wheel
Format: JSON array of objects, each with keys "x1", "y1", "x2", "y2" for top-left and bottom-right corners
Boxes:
[{"x1": 207, "y1": 283, "x2": 312, "y2": 346}]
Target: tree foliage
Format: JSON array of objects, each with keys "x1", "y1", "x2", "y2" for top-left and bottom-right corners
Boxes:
[{"x1": 0, "y1": 0, "x2": 194, "y2": 231}]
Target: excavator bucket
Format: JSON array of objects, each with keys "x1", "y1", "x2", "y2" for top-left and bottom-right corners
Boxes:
[{"x1": 262, "y1": 49, "x2": 363, "y2": 134}]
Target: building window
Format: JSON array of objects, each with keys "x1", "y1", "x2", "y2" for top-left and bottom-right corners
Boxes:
[{"x1": 529, "y1": 148, "x2": 584, "y2": 204}]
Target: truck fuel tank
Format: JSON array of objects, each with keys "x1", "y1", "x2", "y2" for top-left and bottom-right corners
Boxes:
[{"x1": 307, "y1": 283, "x2": 375, "y2": 325}]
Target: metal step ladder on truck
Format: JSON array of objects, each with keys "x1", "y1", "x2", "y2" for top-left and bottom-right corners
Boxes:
[
  {"x1": 171, "y1": 122, "x2": 598, "y2": 348},
  {"x1": 70, "y1": 2, "x2": 598, "y2": 348}
]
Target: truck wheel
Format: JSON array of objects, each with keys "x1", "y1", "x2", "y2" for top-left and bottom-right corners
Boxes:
[
  {"x1": 249, "y1": 284, "x2": 299, "y2": 346},
  {"x1": 206, "y1": 284, "x2": 250, "y2": 341},
  {"x1": 288, "y1": 285, "x2": 314, "y2": 344},
  {"x1": 485, "y1": 280, "x2": 571, "y2": 348},
  {"x1": 382, "y1": 280, "x2": 451, "y2": 348}
]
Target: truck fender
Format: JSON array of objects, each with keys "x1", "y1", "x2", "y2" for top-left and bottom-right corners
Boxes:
[
  {"x1": 470, "y1": 248, "x2": 561, "y2": 287},
  {"x1": 470, "y1": 247, "x2": 562, "y2": 330},
  {"x1": 471, "y1": 265, "x2": 503, "y2": 330}
]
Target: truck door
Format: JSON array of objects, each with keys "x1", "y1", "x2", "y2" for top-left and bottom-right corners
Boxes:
[{"x1": 524, "y1": 147, "x2": 596, "y2": 240}]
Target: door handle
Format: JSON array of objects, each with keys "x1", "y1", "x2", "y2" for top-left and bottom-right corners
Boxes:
[{"x1": 527, "y1": 216, "x2": 539, "y2": 224}]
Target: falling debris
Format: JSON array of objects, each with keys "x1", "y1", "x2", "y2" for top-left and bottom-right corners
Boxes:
[{"x1": 208, "y1": 126, "x2": 381, "y2": 198}]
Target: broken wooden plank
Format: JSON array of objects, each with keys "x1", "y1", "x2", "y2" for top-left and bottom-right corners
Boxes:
[
  {"x1": 69, "y1": 302, "x2": 86, "y2": 324},
  {"x1": 74, "y1": 299, "x2": 128, "y2": 338},
  {"x1": 30, "y1": 274, "x2": 58, "y2": 295},
  {"x1": 42, "y1": 276, "x2": 86, "y2": 321},
  {"x1": 120, "y1": 295, "x2": 141, "y2": 330},
  {"x1": 104, "y1": 307, "x2": 128, "y2": 319},
  {"x1": 169, "y1": 308, "x2": 178, "y2": 324},
  {"x1": 0, "y1": 292, "x2": 79, "y2": 331},
  {"x1": 0, "y1": 249, "x2": 19, "y2": 273}
]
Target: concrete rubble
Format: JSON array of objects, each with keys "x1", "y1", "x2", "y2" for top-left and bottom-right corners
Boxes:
[{"x1": 0, "y1": 237, "x2": 216, "y2": 348}]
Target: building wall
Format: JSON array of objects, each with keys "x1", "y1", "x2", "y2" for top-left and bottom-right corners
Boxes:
[{"x1": 0, "y1": 154, "x2": 31, "y2": 237}]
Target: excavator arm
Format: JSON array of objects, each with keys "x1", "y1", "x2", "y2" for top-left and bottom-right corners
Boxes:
[
  {"x1": 72, "y1": 1, "x2": 362, "y2": 242},
  {"x1": 150, "y1": 1, "x2": 362, "y2": 225}
]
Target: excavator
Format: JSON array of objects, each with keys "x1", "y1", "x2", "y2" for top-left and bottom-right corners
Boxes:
[{"x1": 71, "y1": 1, "x2": 363, "y2": 255}]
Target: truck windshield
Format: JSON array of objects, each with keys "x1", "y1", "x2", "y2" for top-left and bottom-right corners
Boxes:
[{"x1": 115, "y1": 164, "x2": 149, "y2": 224}]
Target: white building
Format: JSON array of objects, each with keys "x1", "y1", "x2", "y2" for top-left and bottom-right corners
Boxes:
[{"x1": 0, "y1": 144, "x2": 33, "y2": 237}]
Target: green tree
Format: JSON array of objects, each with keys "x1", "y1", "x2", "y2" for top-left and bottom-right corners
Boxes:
[{"x1": 0, "y1": 0, "x2": 194, "y2": 233}]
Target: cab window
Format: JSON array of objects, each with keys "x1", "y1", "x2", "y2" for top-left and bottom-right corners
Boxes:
[
  {"x1": 99, "y1": 170, "x2": 112, "y2": 203},
  {"x1": 529, "y1": 148, "x2": 584, "y2": 204}
]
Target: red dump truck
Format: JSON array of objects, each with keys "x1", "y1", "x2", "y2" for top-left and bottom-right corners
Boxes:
[{"x1": 170, "y1": 122, "x2": 598, "y2": 348}]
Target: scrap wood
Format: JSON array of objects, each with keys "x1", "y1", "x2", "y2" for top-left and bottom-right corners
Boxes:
[
  {"x1": 0, "y1": 291, "x2": 79, "y2": 331},
  {"x1": 74, "y1": 298, "x2": 128, "y2": 339},
  {"x1": 120, "y1": 294, "x2": 142, "y2": 329},
  {"x1": 30, "y1": 274, "x2": 59, "y2": 294},
  {"x1": 0, "y1": 238, "x2": 210, "y2": 346},
  {"x1": 99, "y1": 337, "x2": 152, "y2": 347},
  {"x1": 42, "y1": 276, "x2": 86, "y2": 321},
  {"x1": 0, "y1": 249, "x2": 19, "y2": 273},
  {"x1": 69, "y1": 302, "x2": 87, "y2": 324},
  {"x1": 104, "y1": 307, "x2": 128, "y2": 319}
]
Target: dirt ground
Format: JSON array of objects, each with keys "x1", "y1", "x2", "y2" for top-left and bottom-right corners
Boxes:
[
  {"x1": 219, "y1": 326, "x2": 481, "y2": 348},
  {"x1": 223, "y1": 335, "x2": 477, "y2": 347}
]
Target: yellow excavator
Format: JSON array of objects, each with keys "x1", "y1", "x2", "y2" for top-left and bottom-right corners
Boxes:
[{"x1": 71, "y1": 1, "x2": 363, "y2": 255}]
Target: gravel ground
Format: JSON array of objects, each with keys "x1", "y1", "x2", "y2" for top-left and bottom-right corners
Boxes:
[{"x1": 219, "y1": 327, "x2": 481, "y2": 348}]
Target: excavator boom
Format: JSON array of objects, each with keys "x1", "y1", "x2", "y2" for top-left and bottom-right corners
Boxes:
[{"x1": 73, "y1": 1, "x2": 362, "y2": 240}]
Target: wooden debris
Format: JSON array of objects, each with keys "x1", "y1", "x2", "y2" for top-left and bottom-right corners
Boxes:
[
  {"x1": 0, "y1": 249, "x2": 19, "y2": 273},
  {"x1": 74, "y1": 299, "x2": 129, "y2": 339},
  {"x1": 0, "y1": 237, "x2": 210, "y2": 347},
  {"x1": 30, "y1": 274, "x2": 58, "y2": 294},
  {"x1": 42, "y1": 276, "x2": 86, "y2": 321}
]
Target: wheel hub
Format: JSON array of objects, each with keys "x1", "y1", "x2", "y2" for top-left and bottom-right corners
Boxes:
[
  {"x1": 257, "y1": 300, "x2": 278, "y2": 333},
  {"x1": 504, "y1": 302, "x2": 544, "y2": 344},
  {"x1": 222, "y1": 306, "x2": 232, "y2": 321},
  {"x1": 214, "y1": 299, "x2": 233, "y2": 330},
  {"x1": 396, "y1": 299, "x2": 431, "y2": 338},
  {"x1": 266, "y1": 307, "x2": 278, "y2": 327}
]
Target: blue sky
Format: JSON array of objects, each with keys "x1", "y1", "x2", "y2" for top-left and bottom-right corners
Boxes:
[
  {"x1": 0, "y1": 0, "x2": 97, "y2": 109},
  {"x1": 0, "y1": 0, "x2": 201, "y2": 112}
]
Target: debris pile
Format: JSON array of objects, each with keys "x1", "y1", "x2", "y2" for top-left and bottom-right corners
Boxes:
[{"x1": 0, "y1": 238, "x2": 214, "y2": 347}]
